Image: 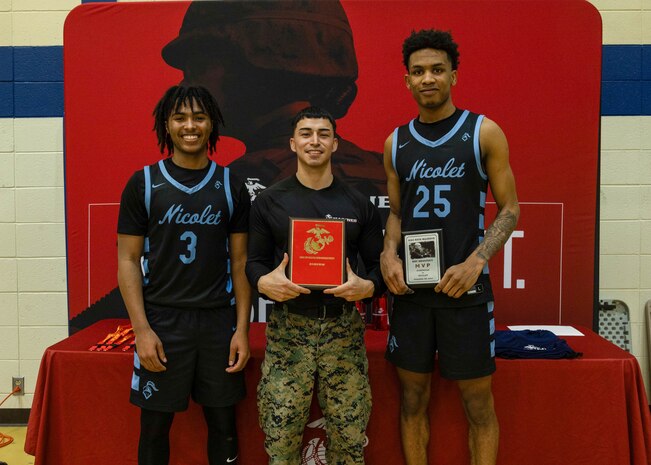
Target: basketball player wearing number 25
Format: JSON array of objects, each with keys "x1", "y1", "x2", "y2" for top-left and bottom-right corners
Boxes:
[{"x1": 381, "y1": 30, "x2": 519, "y2": 465}]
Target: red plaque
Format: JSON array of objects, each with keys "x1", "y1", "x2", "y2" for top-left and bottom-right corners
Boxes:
[{"x1": 288, "y1": 218, "x2": 346, "y2": 289}]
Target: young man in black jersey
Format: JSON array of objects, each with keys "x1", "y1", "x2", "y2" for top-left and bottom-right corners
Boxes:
[
  {"x1": 381, "y1": 30, "x2": 520, "y2": 465},
  {"x1": 247, "y1": 107, "x2": 384, "y2": 464},
  {"x1": 117, "y1": 85, "x2": 251, "y2": 465}
]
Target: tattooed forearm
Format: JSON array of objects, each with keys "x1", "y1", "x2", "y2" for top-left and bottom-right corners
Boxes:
[{"x1": 476, "y1": 208, "x2": 519, "y2": 261}]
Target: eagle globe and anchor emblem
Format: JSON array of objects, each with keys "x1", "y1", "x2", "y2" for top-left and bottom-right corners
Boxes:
[
  {"x1": 300, "y1": 417, "x2": 370, "y2": 465},
  {"x1": 301, "y1": 418, "x2": 328, "y2": 465},
  {"x1": 304, "y1": 225, "x2": 334, "y2": 255}
]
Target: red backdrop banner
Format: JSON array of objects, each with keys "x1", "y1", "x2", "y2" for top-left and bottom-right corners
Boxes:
[{"x1": 63, "y1": 0, "x2": 601, "y2": 328}]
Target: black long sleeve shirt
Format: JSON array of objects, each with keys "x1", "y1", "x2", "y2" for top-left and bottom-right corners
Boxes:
[{"x1": 247, "y1": 175, "x2": 384, "y2": 308}]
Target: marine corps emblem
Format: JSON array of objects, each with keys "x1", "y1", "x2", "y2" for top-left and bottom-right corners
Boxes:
[
  {"x1": 304, "y1": 225, "x2": 334, "y2": 255},
  {"x1": 245, "y1": 177, "x2": 266, "y2": 201}
]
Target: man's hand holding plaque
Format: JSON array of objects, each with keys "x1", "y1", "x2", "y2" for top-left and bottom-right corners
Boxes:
[
  {"x1": 257, "y1": 253, "x2": 312, "y2": 302},
  {"x1": 323, "y1": 259, "x2": 375, "y2": 301}
]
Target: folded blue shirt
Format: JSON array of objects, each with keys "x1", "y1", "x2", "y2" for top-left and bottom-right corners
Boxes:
[{"x1": 494, "y1": 329, "x2": 581, "y2": 359}]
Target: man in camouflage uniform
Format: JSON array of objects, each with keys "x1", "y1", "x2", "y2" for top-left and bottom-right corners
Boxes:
[{"x1": 246, "y1": 107, "x2": 384, "y2": 464}]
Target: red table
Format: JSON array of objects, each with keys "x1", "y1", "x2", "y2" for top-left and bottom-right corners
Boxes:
[{"x1": 26, "y1": 319, "x2": 651, "y2": 465}]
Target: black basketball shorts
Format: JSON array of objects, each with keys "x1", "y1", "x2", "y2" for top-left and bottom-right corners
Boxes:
[
  {"x1": 130, "y1": 304, "x2": 245, "y2": 412},
  {"x1": 385, "y1": 299, "x2": 496, "y2": 380}
]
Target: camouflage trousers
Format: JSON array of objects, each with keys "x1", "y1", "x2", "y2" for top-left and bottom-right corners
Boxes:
[{"x1": 257, "y1": 304, "x2": 372, "y2": 465}]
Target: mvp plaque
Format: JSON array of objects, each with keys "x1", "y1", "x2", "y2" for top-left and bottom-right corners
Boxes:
[{"x1": 402, "y1": 229, "x2": 444, "y2": 288}]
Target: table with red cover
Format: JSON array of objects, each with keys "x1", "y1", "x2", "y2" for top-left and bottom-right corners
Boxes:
[{"x1": 25, "y1": 319, "x2": 651, "y2": 465}]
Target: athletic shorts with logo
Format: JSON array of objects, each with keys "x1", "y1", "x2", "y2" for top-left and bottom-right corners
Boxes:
[
  {"x1": 130, "y1": 304, "x2": 245, "y2": 412},
  {"x1": 258, "y1": 305, "x2": 371, "y2": 465},
  {"x1": 385, "y1": 299, "x2": 496, "y2": 380}
]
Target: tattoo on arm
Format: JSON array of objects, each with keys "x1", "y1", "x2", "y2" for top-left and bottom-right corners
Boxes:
[{"x1": 477, "y1": 209, "x2": 518, "y2": 261}]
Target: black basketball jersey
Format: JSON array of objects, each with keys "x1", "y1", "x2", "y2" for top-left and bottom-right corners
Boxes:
[
  {"x1": 392, "y1": 110, "x2": 493, "y2": 307},
  {"x1": 141, "y1": 160, "x2": 236, "y2": 309}
]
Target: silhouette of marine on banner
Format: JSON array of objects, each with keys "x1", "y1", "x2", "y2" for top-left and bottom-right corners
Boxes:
[
  {"x1": 70, "y1": 0, "x2": 386, "y2": 330},
  {"x1": 163, "y1": 0, "x2": 386, "y2": 201}
]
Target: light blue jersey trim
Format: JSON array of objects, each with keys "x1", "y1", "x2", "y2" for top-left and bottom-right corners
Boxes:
[
  {"x1": 144, "y1": 165, "x2": 151, "y2": 217},
  {"x1": 158, "y1": 159, "x2": 217, "y2": 194},
  {"x1": 408, "y1": 110, "x2": 469, "y2": 147},
  {"x1": 226, "y1": 237, "x2": 233, "y2": 294},
  {"x1": 488, "y1": 300, "x2": 496, "y2": 352},
  {"x1": 474, "y1": 115, "x2": 488, "y2": 181},
  {"x1": 143, "y1": 166, "x2": 152, "y2": 286},
  {"x1": 479, "y1": 190, "x2": 489, "y2": 274},
  {"x1": 488, "y1": 301, "x2": 496, "y2": 358},
  {"x1": 391, "y1": 127, "x2": 399, "y2": 171},
  {"x1": 131, "y1": 353, "x2": 141, "y2": 391},
  {"x1": 224, "y1": 167, "x2": 233, "y2": 219},
  {"x1": 142, "y1": 237, "x2": 150, "y2": 285},
  {"x1": 478, "y1": 236, "x2": 490, "y2": 274}
]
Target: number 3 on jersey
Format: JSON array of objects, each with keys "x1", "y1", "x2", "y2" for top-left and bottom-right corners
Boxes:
[
  {"x1": 179, "y1": 231, "x2": 197, "y2": 264},
  {"x1": 413, "y1": 184, "x2": 451, "y2": 218}
]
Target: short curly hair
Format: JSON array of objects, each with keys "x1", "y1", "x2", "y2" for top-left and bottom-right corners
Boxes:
[{"x1": 402, "y1": 29, "x2": 460, "y2": 71}]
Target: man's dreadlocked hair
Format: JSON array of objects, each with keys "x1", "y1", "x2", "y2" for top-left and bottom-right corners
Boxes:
[{"x1": 153, "y1": 85, "x2": 225, "y2": 156}]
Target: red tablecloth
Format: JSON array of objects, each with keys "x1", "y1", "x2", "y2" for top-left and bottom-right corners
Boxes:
[{"x1": 25, "y1": 319, "x2": 651, "y2": 465}]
